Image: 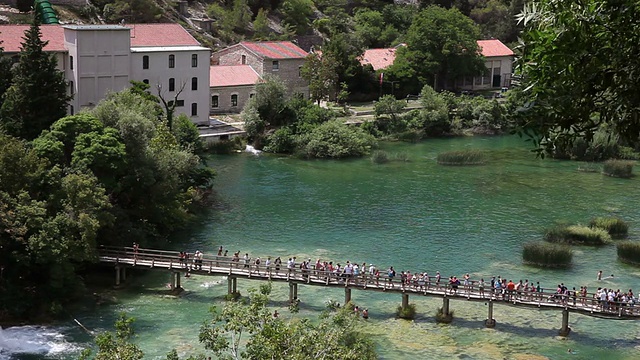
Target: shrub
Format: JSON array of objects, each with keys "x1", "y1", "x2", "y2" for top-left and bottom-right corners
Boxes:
[
  {"x1": 396, "y1": 303, "x2": 416, "y2": 320},
  {"x1": 603, "y1": 160, "x2": 634, "y2": 178},
  {"x1": 522, "y1": 242, "x2": 573, "y2": 268},
  {"x1": 263, "y1": 127, "x2": 297, "y2": 154},
  {"x1": 617, "y1": 241, "x2": 640, "y2": 265},
  {"x1": 437, "y1": 150, "x2": 486, "y2": 165},
  {"x1": 589, "y1": 217, "x2": 629, "y2": 239},
  {"x1": 224, "y1": 291, "x2": 242, "y2": 301},
  {"x1": 435, "y1": 307, "x2": 454, "y2": 323},
  {"x1": 371, "y1": 150, "x2": 389, "y2": 164},
  {"x1": 545, "y1": 224, "x2": 611, "y2": 245},
  {"x1": 298, "y1": 121, "x2": 376, "y2": 159}
]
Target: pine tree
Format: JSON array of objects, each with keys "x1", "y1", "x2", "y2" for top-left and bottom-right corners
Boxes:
[
  {"x1": 0, "y1": 35, "x2": 14, "y2": 110},
  {"x1": 0, "y1": 8, "x2": 71, "y2": 140}
]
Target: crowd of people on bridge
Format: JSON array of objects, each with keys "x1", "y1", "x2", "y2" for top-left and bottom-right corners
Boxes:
[{"x1": 172, "y1": 246, "x2": 637, "y2": 315}]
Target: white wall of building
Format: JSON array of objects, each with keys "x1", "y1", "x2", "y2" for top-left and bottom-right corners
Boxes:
[{"x1": 131, "y1": 47, "x2": 211, "y2": 124}]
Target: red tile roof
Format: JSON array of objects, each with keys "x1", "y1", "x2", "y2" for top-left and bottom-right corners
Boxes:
[
  {"x1": 0, "y1": 25, "x2": 65, "y2": 52},
  {"x1": 210, "y1": 65, "x2": 261, "y2": 87},
  {"x1": 360, "y1": 48, "x2": 397, "y2": 71},
  {"x1": 240, "y1": 41, "x2": 307, "y2": 59},
  {"x1": 477, "y1": 39, "x2": 514, "y2": 57},
  {"x1": 0, "y1": 23, "x2": 200, "y2": 53},
  {"x1": 127, "y1": 24, "x2": 200, "y2": 47}
]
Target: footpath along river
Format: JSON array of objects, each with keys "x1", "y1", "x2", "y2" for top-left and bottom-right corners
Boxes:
[{"x1": 2, "y1": 136, "x2": 640, "y2": 360}]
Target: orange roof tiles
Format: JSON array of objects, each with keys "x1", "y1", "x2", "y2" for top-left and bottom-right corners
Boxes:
[
  {"x1": 477, "y1": 39, "x2": 514, "y2": 57},
  {"x1": 210, "y1": 65, "x2": 261, "y2": 87},
  {"x1": 240, "y1": 41, "x2": 307, "y2": 59},
  {"x1": 360, "y1": 48, "x2": 397, "y2": 71},
  {"x1": 0, "y1": 25, "x2": 65, "y2": 52}
]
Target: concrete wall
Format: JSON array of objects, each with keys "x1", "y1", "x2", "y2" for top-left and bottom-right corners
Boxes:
[
  {"x1": 210, "y1": 84, "x2": 255, "y2": 114},
  {"x1": 131, "y1": 48, "x2": 211, "y2": 124}
]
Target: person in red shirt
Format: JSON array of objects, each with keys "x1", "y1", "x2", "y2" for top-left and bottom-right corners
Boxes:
[{"x1": 507, "y1": 280, "x2": 516, "y2": 301}]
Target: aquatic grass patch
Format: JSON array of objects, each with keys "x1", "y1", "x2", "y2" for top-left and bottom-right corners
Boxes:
[
  {"x1": 589, "y1": 217, "x2": 629, "y2": 239},
  {"x1": 602, "y1": 159, "x2": 634, "y2": 178},
  {"x1": 544, "y1": 224, "x2": 611, "y2": 245},
  {"x1": 617, "y1": 241, "x2": 640, "y2": 265},
  {"x1": 396, "y1": 303, "x2": 417, "y2": 320},
  {"x1": 371, "y1": 151, "x2": 410, "y2": 164},
  {"x1": 435, "y1": 307, "x2": 454, "y2": 323},
  {"x1": 522, "y1": 242, "x2": 573, "y2": 268},
  {"x1": 436, "y1": 150, "x2": 486, "y2": 165},
  {"x1": 577, "y1": 163, "x2": 601, "y2": 173}
]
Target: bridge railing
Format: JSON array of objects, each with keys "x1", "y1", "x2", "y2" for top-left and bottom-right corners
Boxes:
[{"x1": 97, "y1": 246, "x2": 639, "y2": 316}]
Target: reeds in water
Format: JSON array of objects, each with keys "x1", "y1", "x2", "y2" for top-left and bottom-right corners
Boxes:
[
  {"x1": 544, "y1": 224, "x2": 611, "y2": 245},
  {"x1": 396, "y1": 303, "x2": 417, "y2": 320},
  {"x1": 522, "y1": 242, "x2": 573, "y2": 268},
  {"x1": 437, "y1": 150, "x2": 486, "y2": 165},
  {"x1": 602, "y1": 159, "x2": 634, "y2": 178},
  {"x1": 589, "y1": 217, "x2": 629, "y2": 239},
  {"x1": 617, "y1": 241, "x2": 640, "y2": 265}
]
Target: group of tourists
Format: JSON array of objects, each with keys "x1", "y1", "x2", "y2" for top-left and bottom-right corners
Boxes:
[{"x1": 173, "y1": 247, "x2": 637, "y2": 314}]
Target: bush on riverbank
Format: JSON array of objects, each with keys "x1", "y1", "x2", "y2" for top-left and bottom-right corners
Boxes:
[
  {"x1": 437, "y1": 150, "x2": 486, "y2": 165},
  {"x1": 602, "y1": 160, "x2": 634, "y2": 178},
  {"x1": 396, "y1": 303, "x2": 417, "y2": 320},
  {"x1": 617, "y1": 241, "x2": 640, "y2": 265},
  {"x1": 589, "y1": 217, "x2": 629, "y2": 239},
  {"x1": 544, "y1": 224, "x2": 611, "y2": 245},
  {"x1": 298, "y1": 121, "x2": 376, "y2": 159},
  {"x1": 522, "y1": 242, "x2": 573, "y2": 267}
]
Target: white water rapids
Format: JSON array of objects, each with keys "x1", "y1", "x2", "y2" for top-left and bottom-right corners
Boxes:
[{"x1": 0, "y1": 326, "x2": 79, "y2": 359}]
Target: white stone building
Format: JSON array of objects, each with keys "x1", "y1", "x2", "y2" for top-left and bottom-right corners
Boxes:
[
  {"x1": 0, "y1": 23, "x2": 211, "y2": 124},
  {"x1": 457, "y1": 39, "x2": 515, "y2": 90}
]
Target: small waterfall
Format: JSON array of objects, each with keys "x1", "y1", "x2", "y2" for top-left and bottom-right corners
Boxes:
[
  {"x1": 245, "y1": 145, "x2": 262, "y2": 155},
  {"x1": 0, "y1": 326, "x2": 79, "y2": 358}
]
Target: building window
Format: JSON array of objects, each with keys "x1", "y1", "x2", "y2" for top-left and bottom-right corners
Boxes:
[
  {"x1": 192, "y1": 54, "x2": 198, "y2": 67},
  {"x1": 211, "y1": 95, "x2": 219, "y2": 108},
  {"x1": 143, "y1": 79, "x2": 149, "y2": 84},
  {"x1": 143, "y1": 55, "x2": 149, "y2": 69},
  {"x1": 191, "y1": 77, "x2": 198, "y2": 91},
  {"x1": 176, "y1": 100, "x2": 184, "y2": 107},
  {"x1": 191, "y1": 103, "x2": 198, "y2": 116},
  {"x1": 169, "y1": 54, "x2": 175, "y2": 68},
  {"x1": 241, "y1": 55, "x2": 246, "y2": 64},
  {"x1": 69, "y1": 80, "x2": 74, "y2": 95},
  {"x1": 249, "y1": 93, "x2": 255, "y2": 99},
  {"x1": 69, "y1": 105, "x2": 74, "y2": 115},
  {"x1": 70, "y1": 55, "x2": 74, "y2": 70},
  {"x1": 169, "y1": 78, "x2": 175, "y2": 91},
  {"x1": 272, "y1": 60, "x2": 279, "y2": 71},
  {"x1": 231, "y1": 94, "x2": 238, "y2": 107},
  {"x1": 298, "y1": 65, "x2": 302, "y2": 77}
]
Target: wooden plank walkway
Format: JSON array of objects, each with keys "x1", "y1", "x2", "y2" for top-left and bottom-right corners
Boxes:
[{"x1": 98, "y1": 246, "x2": 640, "y2": 331}]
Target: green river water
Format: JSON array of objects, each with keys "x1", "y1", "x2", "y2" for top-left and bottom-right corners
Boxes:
[{"x1": 2, "y1": 136, "x2": 640, "y2": 360}]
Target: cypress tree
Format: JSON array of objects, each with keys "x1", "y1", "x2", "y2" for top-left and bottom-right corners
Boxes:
[
  {"x1": 0, "y1": 7, "x2": 71, "y2": 140},
  {"x1": 0, "y1": 36, "x2": 13, "y2": 110}
]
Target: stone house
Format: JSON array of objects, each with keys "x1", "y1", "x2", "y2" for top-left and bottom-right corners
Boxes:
[
  {"x1": 209, "y1": 65, "x2": 261, "y2": 114},
  {"x1": 211, "y1": 41, "x2": 309, "y2": 101},
  {"x1": 0, "y1": 23, "x2": 211, "y2": 124}
]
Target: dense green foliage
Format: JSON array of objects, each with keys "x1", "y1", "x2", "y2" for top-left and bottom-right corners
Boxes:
[
  {"x1": 617, "y1": 241, "x2": 640, "y2": 265},
  {"x1": 79, "y1": 313, "x2": 144, "y2": 360},
  {"x1": 516, "y1": 0, "x2": 640, "y2": 155},
  {"x1": 298, "y1": 120, "x2": 376, "y2": 158},
  {"x1": 522, "y1": 242, "x2": 573, "y2": 268},
  {"x1": 199, "y1": 284, "x2": 377, "y2": 359},
  {"x1": 92, "y1": 0, "x2": 163, "y2": 23},
  {"x1": 589, "y1": 217, "x2": 629, "y2": 239},
  {"x1": 0, "y1": 10, "x2": 71, "y2": 140},
  {"x1": 437, "y1": 150, "x2": 486, "y2": 165},
  {"x1": 0, "y1": 38, "x2": 13, "y2": 110},
  {"x1": 602, "y1": 160, "x2": 634, "y2": 178},
  {"x1": 544, "y1": 224, "x2": 611, "y2": 246}
]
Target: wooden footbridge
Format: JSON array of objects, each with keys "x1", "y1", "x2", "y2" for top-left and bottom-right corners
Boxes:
[{"x1": 98, "y1": 246, "x2": 640, "y2": 336}]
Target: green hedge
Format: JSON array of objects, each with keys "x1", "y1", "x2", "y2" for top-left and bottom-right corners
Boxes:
[
  {"x1": 589, "y1": 217, "x2": 629, "y2": 239},
  {"x1": 617, "y1": 241, "x2": 640, "y2": 265},
  {"x1": 522, "y1": 242, "x2": 573, "y2": 268}
]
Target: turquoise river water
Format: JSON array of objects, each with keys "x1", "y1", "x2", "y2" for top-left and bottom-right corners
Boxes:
[{"x1": 1, "y1": 136, "x2": 640, "y2": 360}]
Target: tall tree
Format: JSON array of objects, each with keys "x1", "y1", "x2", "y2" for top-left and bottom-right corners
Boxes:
[
  {"x1": 0, "y1": 9, "x2": 71, "y2": 140},
  {"x1": 301, "y1": 52, "x2": 339, "y2": 104},
  {"x1": 0, "y1": 37, "x2": 13, "y2": 110},
  {"x1": 390, "y1": 5, "x2": 484, "y2": 91},
  {"x1": 516, "y1": 0, "x2": 640, "y2": 153}
]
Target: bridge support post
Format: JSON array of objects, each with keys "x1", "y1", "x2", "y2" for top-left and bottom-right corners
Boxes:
[
  {"x1": 401, "y1": 293, "x2": 409, "y2": 310},
  {"x1": 442, "y1": 297, "x2": 450, "y2": 316},
  {"x1": 559, "y1": 309, "x2": 571, "y2": 336},
  {"x1": 174, "y1": 272, "x2": 181, "y2": 289},
  {"x1": 121, "y1": 267, "x2": 126, "y2": 282},
  {"x1": 115, "y1": 265, "x2": 121, "y2": 287},
  {"x1": 289, "y1": 283, "x2": 298, "y2": 304},
  {"x1": 345, "y1": 287, "x2": 352, "y2": 305},
  {"x1": 485, "y1": 301, "x2": 496, "y2": 328},
  {"x1": 228, "y1": 276, "x2": 237, "y2": 294}
]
